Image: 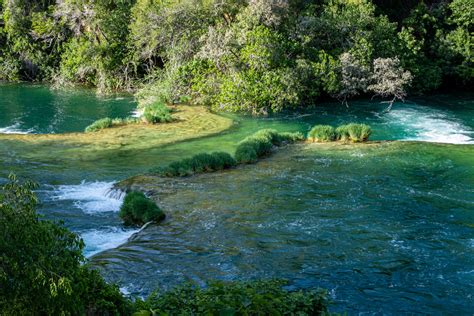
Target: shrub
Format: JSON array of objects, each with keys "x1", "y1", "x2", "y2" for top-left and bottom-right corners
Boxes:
[
  {"x1": 308, "y1": 125, "x2": 336, "y2": 142},
  {"x1": 133, "y1": 279, "x2": 328, "y2": 315},
  {"x1": 142, "y1": 101, "x2": 173, "y2": 124},
  {"x1": 119, "y1": 191, "x2": 165, "y2": 226},
  {"x1": 0, "y1": 174, "x2": 130, "y2": 314},
  {"x1": 154, "y1": 152, "x2": 237, "y2": 177},
  {"x1": 235, "y1": 129, "x2": 303, "y2": 164},
  {"x1": 336, "y1": 123, "x2": 371, "y2": 142}
]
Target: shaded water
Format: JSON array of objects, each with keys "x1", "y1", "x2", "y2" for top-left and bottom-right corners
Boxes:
[{"x1": 1, "y1": 84, "x2": 473, "y2": 313}]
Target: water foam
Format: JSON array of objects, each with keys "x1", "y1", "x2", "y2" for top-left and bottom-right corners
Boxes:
[
  {"x1": 81, "y1": 226, "x2": 139, "y2": 257},
  {"x1": 0, "y1": 122, "x2": 34, "y2": 134},
  {"x1": 130, "y1": 108, "x2": 143, "y2": 118},
  {"x1": 385, "y1": 106, "x2": 474, "y2": 144},
  {"x1": 51, "y1": 181, "x2": 124, "y2": 214}
]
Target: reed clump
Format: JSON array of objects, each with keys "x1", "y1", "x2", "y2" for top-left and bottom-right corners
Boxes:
[{"x1": 308, "y1": 123, "x2": 372, "y2": 143}]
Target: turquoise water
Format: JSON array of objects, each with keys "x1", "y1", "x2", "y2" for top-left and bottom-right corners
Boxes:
[
  {"x1": 0, "y1": 83, "x2": 137, "y2": 134},
  {"x1": 94, "y1": 142, "x2": 474, "y2": 314},
  {"x1": 0, "y1": 84, "x2": 473, "y2": 313}
]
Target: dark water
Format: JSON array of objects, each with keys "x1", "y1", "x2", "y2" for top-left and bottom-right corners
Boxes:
[{"x1": 0, "y1": 83, "x2": 473, "y2": 314}]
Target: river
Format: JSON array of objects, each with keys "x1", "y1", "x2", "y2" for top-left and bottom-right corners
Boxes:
[{"x1": 0, "y1": 83, "x2": 473, "y2": 314}]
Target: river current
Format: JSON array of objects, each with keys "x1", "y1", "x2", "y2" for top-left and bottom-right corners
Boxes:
[{"x1": 0, "y1": 83, "x2": 473, "y2": 314}]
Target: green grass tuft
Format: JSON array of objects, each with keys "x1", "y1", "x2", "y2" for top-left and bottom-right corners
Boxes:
[
  {"x1": 85, "y1": 117, "x2": 113, "y2": 132},
  {"x1": 336, "y1": 123, "x2": 371, "y2": 142},
  {"x1": 308, "y1": 125, "x2": 336, "y2": 142},
  {"x1": 153, "y1": 152, "x2": 237, "y2": 177},
  {"x1": 152, "y1": 129, "x2": 303, "y2": 176},
  {"x1": 143, "y1": 101, "x2": 173, "y2": 124},
  {"x1": 119, "y1": 191, "x2": 165, "y2": 226},
  {"x1": 235, "y1": 129, "x2": 303, "y2": 164},
  {"x1": 85, "y1": 116, "x2": 138, "y2": 132}
]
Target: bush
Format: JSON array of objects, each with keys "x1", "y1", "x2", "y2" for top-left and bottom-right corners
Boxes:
[
  {"x1": 308, "y1": 125, "x2": 336, "y2": 142},
  {"x1": 0, "y1": 174, "x2": 130, "y2": 315},
  {"x1": 85, "y1": 117, "x2": 138, "y2": 132},
  {"x1": 133, "y1": 280, "x2": 328, "y2": 315},
  {"x1": 235, "y1": 129, "x2": 303, "y2": 164},
  {"x1": 155, "y1": 152, "x2": 237, "y2": 177},
  {"x1": 142, "y1": 101, "x2": 173, "y2": 124},
  {"x1": 119, "y1": 191, "x2": 165, "y2": 226},
  {"x1": 336, "y1": 123, "x2": 371, "y2": 142}
]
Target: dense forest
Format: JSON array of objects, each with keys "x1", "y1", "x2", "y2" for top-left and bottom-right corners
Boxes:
[{"x1": 0, "y1": 0, "x2": 472, "y2": 113}]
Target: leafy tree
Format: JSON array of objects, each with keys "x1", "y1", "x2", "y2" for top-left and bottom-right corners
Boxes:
[
  {"x1": 0, "y1": 0, "x2": 472, "y2": 111},
  {"x1": 337, "y1": 52, "x2": 370, "y2": 105},
  {"x1": 439, "y1": 0, "x2": 473, "y2": 82},
  {"x1": 55, "y1": 0, "x2": 135, "y2": 92}
]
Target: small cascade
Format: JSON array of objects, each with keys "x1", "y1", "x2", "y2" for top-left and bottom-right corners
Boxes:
[
  {"x1": 50, "y1": 181, "x2": 124, "y2": 214},
  {"x1": 0, "y1": 122, "x2": 34, "y2": 134},
  {"x1": 105, "y1": 187, "x2": 126, "y2": 200},
  {"x1": 82, "y1": 226, "x2": 140, "y2": 258},
  {"x1": 385, "y1": 105, "x2": 474, "y2": 144}
]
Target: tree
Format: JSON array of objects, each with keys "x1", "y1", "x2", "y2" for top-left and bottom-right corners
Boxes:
[
  {"x1": 0, "y1": 174, "x2": 129, "y2": 315},
  {"x1": 337, "y1": 52, "x2": 370, "y2": 106},
  {"x1": 368, "y1": 57, "x2": 412, "y2": 111}
]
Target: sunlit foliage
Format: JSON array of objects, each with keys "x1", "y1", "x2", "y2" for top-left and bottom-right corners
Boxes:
[{"x1": 0, "y1": 0, "x2": 472, "y2": 109}]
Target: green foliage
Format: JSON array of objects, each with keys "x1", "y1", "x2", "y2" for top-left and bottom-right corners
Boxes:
[
  {"x1": 59, "y1": 37, "x2": 97, "y2": 86},
  {"x1": 154, "y1": 152, "x2": 237, "y2": 177},
  {"x1": 0, "y1": 174, "x2": 130, "y2": 315},
  {"x1": 85, "y1": 117, "x2": 113, "y2": 132},
  {"x1": 235, "y1": 129, "x2": 303, "y2": 164},
  {"x1": 336, "y1": 123, "x2": 372, "y2": 142},
  {"x1": 308, "y1": 125, "x2": 336, "y2": 142},
  {"x1": 119, "y1": 191, "x2": 165, "y2": 226},
  {"x1": 143, "y1": 102, "x2": 173, "y2": 124},
  {"x1": 133, "y1": 279, "x2": 328, "y2": 316},
  {"x1": 234, "y1": 142, "x2": 259, "y2": 164},
  {"x1": 1, "y1": 174, "x2": 330, "y2": 315},
  {"x1": 275, "y1": 131, "x2": 306, "y2": 144},
  {"x1": 1, "y1": 0, "x2": 472, "y2": 107},
  {"x1": 153, "y1": 130, "x2": 303, "y2": 175},
  {"x1": 85, "y1": 116, "x2": 138, "y2": 132}
]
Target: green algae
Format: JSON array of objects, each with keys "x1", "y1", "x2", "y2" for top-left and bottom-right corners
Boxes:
[{"x1": 0, "y1": 106, "x2": 233, "y2": 164}]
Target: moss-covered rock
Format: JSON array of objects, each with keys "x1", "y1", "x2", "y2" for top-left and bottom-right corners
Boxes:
[{"x1": 119, "y1": 191, "x2": 165, "y2": 226}]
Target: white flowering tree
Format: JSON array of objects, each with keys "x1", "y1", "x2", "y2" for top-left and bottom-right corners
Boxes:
[
  {"x1": 368, "y1": 57, "x2": 413, "y2": 111},
  {"x1": 337, "y1": 52, "x2": 370, "y2": 106}
]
